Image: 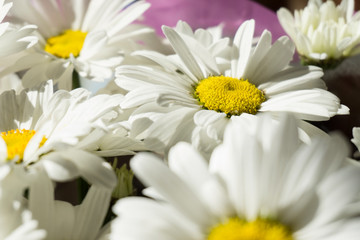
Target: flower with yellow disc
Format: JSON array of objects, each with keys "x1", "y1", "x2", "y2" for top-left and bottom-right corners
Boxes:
[
  {"x1": 111, "y1": 114, "x2": 360, "y2": 240},
  {"x1": 5, "y1": 0, "x2": 157, "y2": 90},
  {"x1": 0, "y1": 80, "x2": 121, "y2": 188},
  {"x1": 116, "y1": 20, "x2": 348, "y2": 155}
]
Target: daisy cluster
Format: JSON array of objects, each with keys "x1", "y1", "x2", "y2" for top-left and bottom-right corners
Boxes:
[{"x1": 0, "y1": 0, "x2": 359, "y2": 239}]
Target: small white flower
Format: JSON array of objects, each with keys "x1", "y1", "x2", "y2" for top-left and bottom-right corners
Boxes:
[
  {"x1": 6, "y1": 0, "x2": 156, "y2": 90},
  {"x1": 111, "y1": 114, "x2": 360, "y2": 240},
  {"x1": 0, "y1": 81, "x2": 120, "y2": 187},
  {"x1": 116, "y1": 20, "x2": 348, "y2": 155},
  {"x1": 277, "y1": 0, "x2": 360, "y2": 67}
]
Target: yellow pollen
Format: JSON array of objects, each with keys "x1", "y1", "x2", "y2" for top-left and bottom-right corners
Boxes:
[
  {"x1": 208, "y1": 217, "x2": 294, "y2": 240},
  {"x1": 194, "y1": 76, "x2": 266, "y2": 116},
  {"x1": 1, "y1": 129, "x2": 47, "y2": 162},
  {"x1": 44, "y1": 29, "x2": 87, "y2": 58}
]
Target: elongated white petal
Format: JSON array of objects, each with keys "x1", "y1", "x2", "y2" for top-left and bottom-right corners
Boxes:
[
  {"x1": 163, "y1": 26, "x2": 205, "y2": 80},
  {"x1": 131, "y1": 152, "x2": 216, "y2": 227}
]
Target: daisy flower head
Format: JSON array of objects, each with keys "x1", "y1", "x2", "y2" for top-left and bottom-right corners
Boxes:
[
  {"x1": 6, "y1": 0, "x2": 154, "y2": 90},
  {"x1": 116, "y1": 19, "x2": 348, "y2": 155},
  {"x1": 277, "y1": 0, "x2": 360, "y2": 68},
  {"x1": 0, "y1": 80, "x2": 121, "y2": 188},
  {"x1": 111, "y1": 114, "x2": 360, "y2": 240}
]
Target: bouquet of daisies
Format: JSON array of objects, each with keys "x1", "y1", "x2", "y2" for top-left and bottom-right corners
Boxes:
[{"x1": 0, "y1": 0, "x2": 360, "y2": 239}]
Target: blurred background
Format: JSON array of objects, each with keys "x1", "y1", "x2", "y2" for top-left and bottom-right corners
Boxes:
[{"x1": 254, "y1": 0, "x2": 360, "y2": 11}]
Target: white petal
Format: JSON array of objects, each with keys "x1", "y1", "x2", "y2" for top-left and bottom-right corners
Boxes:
[
  {"x1": 130, "y1": 152, "x2": 216, "y2": 227},
  {"x1": 162, "y1": 26, "x2": 205, "y2": 80},
  {"x1": 231, "y1": 19, "x2": 255, "y2": 78}
]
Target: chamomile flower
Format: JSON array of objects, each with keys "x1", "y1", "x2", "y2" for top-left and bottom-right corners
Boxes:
[
  {"x1": 116, "y1": 20, "x2": 348, "y2": 155},
  {"x1": 277, "y1": 0, "x2": 360, "y2": 68},
  {"x1": 111, "y1": 114, "x2": 360, "y2": 240},
  {"x1": 0, "y1": 164, "x2": 46, "y2": 240},
  {"x1": 5, "y1": 0, "x2": 155, "y2": 90},
  {"x1": 0, "y1": 80, "x2": 121, "y2": 187}
]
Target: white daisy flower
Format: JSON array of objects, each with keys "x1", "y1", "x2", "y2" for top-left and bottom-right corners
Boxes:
[
  {"x1": 116, "y1": 20, "x2": 348, "y2": 155},
  {"x1": 111, "y1": 114, "x2": 360, "y2": 240},
  {"x1": 0, "y1": 80, "x2": 120, "y2": 187},
  {"x1": 5, "y1": 0, "x2": 154, "y2": 90},
  {"x1": 27, "y1": 168, "x2": 114, "y2": 240},
  {"x1": 0, "y1": 164, "x2": 46, "y2": 240},
  {"x1": 277, "y1": 0, "x2": 360, "y2": 68}
]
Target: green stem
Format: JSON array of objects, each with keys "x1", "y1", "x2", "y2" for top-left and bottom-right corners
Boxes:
[
  {"x1": 77, "y1": 178, "x2": 90, "y2": 203},
  {"x1": 72, "y1": 70, "x2": 81, "y2": 89}
]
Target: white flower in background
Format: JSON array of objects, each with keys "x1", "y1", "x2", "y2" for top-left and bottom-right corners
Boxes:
[
  {"x1": 4, "y1": 0, "x2": 155, "y2": 90},
  {"x1": 277, "y1": 0, "x2": 360, "y2": 68},
  {"x1": 116, "y1": 20, "x2": 348, "y2": 155},
  {"x1": 0, "y1": 80, "x2": 121, "y2": 187},
  {"x1": 111, "y1": 114, "x2": 360, "y2": 240},
  {"x1": 27, "y1": 169, "x2": 115, "y2": 240},
  {"x1": 0, "y1": 164, "x2": 46, "y2": 240}
]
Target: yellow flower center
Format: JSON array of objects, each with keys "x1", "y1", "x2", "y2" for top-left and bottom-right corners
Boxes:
[
  {"x1": 1, "y1": 129, "x2": 47, "y2": 162},
  {"x1": 208, "y1": 217, "x2": 294, "y2": 240},
  {"x1": 194, "y1": 76, "x2": 265, "y2": 116},
  {"x1": 44, "y1": 29, "x2": 87, "y2": 59}
]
